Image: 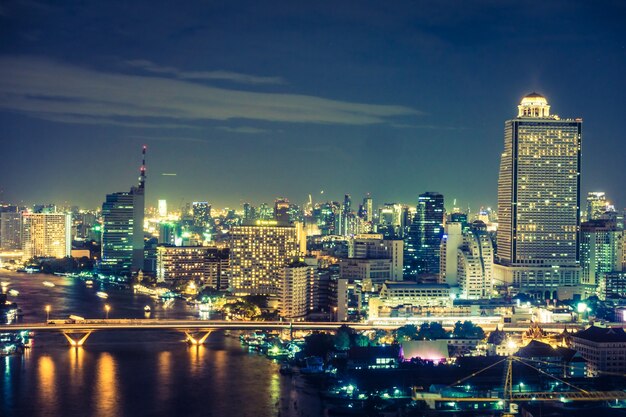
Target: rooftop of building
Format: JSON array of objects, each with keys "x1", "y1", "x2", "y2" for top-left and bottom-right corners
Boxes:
[
  {"x1": 383, "y1": 281, "x2": 450, "y2": 289},
  {"x1": 573, "y1": 325, "x2": 626, "y2": 343}
]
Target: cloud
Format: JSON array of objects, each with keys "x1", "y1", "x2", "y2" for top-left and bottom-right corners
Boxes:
[
  {"x1": 216, "y1": 126, "x2": 273, "y2": 134},
  {"x1": 31, "y1": 113, "x2": 200, "y2": 129},
  {"x1": 124, "y1": 59, "x2": 286, "y2": 85},
  {"x1": 0, "y1": 56, "x2": 420, "y2": 127}
]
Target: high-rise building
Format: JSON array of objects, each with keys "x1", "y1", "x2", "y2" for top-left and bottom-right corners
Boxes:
[
  {"x1": 457, "y1": 221, "x2": 495, "y2": 299},
  {"x1": 586, "y1": 192, "x2": 609, "y2": 221},
  {"x1": 580, "y1": 219, "x2": 623, "y2": 296},
  {"x1": 274, "y1": 198, "x2": 290, "y2": 223},
  {"x1": 21, "y1": 212, "x2": 72, "y2": 259},
  {"x1": 363, "y1": 194, "x2": 373, "y2": 223},
  {"x1": 278, "y1": 261, "x2": 314, "y2": 320},
  {"x1": 156, "y1": 245, "x2": 229, "y2": 290},
  {"x1": 0, "y1": 207, "x2": 22, "y2": 251},
  {"x1": 404, "y1": 192, "x2": 444, "y2": 279},
  {"x1": 439, "y1": 221, "x2": 463, "y2": 285},
  {"x1": 495, "y1": 93, "x2": 582, "y2": 299},
  {"x1": 192, "y1": 202, "x2": 211, "y2": 228},
  {"x1": 100, "y1": 146, "x2": 146, "y2": 277},
  {"x1": 348, "y1": 234, "x2": 403, "y2": 281},
  {"x1": 158, "y1": 199, "x2": 167, "y2": 218},
  {"x1": 229, "y1": 220, "x2": 301, "y2": 296}
]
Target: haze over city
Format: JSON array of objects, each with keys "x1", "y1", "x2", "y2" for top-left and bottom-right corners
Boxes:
[{"x1": 1, "y1": 1, "x2": 625, "y2": 210}]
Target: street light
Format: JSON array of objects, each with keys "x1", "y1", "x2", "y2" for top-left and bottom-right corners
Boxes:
[
  {"x1": 45, "y1": 305, "x2": 51, "y2": 321},
  {"x1": 104, "y1": 304, "x2": 111, "y2": 319}
]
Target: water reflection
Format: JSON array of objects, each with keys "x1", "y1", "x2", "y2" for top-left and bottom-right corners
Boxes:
[
  {"x1": 38, "y1": 356, "x2": 57, "y2": 415},
  {"x1": 68, "y1": 347, "x2": 85, "y2": 398},
  {"x1": 94, "y1": 353, "x2": 119, "y2": 417},
  {"x1": 188, "y1": 343, "x2": 206, "y2": 377},
  {"x1": 157, "y1": 351, "x2": 172, "y2": 404}
]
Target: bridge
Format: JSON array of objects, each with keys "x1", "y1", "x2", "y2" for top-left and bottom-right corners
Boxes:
[{"x1": 0, "y1": 319, "x2": 598, "y2": 347}]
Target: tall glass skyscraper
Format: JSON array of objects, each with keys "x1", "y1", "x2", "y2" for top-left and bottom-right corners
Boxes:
[
  {"x1": 100, "y1": 146, "x2": 146, "y2": 278},
  {"x1": 404, "y1": 192, "x2": 444, "y2": 279},
  {"x1": 495, "y1": 94, "x2": 582, "y2": 299}
]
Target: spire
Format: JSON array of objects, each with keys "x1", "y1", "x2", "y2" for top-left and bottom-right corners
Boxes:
[{"x1": 139, "y1": 145, "x2": 147, "y2": 190}]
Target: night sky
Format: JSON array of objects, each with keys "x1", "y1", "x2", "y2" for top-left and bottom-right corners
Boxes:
[{"x1": 1, "y1": 1, "x2": 625, "y2": 212}]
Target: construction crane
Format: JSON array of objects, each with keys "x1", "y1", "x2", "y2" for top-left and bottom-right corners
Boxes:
[{"x1": 413, "y1": 354, "x2": 626, "y2": 416}]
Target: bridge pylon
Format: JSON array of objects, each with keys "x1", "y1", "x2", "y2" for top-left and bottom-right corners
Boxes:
[
  {"x1": 62, "y1": 330, "x2": 93, "y2": 347},
  {"x1": 184, "y1": 330, "x2": 213, "y2": 345}
]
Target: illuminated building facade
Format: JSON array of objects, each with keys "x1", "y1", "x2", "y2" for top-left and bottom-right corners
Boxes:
[
  {"x1": 21, "y1": 212, "x2": 72, "y2": 259},
  {"x1": 229, "y1": 220, "x2": 301, "y2": 295},
  {"x1": 586, "y1": 192, "x2": 610, "y2": 221},
  {"x1": 495, "y1": 93, "x2": 582, "y2": 298},
  {"x1": 278, "y1": 261, "x2": 314, "y2": 320},
  {"x1": 0, "y1": 207, "x2": 22, "y2": 251},
  {"x1": 156, "y1": 245, "x2": 229, "y2": 289},
  {"x1": 100, "y1": 146, "x2": 146, "y2": 277},
  {"x1": 192, "y1": 202, "x2": 210, "y2": 228},
  {"x1": 404, "y1": 192, "x2": 444, "y2": 279},
  {"x1": 348, "y1": 234, "x2": 403, "y2": 281},
  {"x1": 457, "y1": 222, "x2": 494, "y2": 299},
  {"x1": 580, "y1": 219, "x2": 623, "y2": 290}
]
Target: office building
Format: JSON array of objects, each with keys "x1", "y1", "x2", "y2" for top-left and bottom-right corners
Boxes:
[
  {"x1": 100, "y1": 146, "x2": 146, "y2": 277},
  {"x1": 229, "y1": 220, "x2": 301, "y2": 296},
  {"x1": 586, "y1": 192, "x2": 610, "y2": 221},
  {"x1": 571, "y1": 326, "x2": 626, "y2": 376},
  {"x1": 404, "y1": 192, "x2": 444, "y2": 279},
  {"x1": 439, "y1": 222, "x2": 463, "y2": 286},
  {"x1": 348, "y1": 234, "x2": 403, "y2": 281},
  {"x1": 495, "y1": 93, "x2": 582, "y2": 298},
  {"x1": 274, "y1": 198, "x2": 290, "y2": 223},
  {"x1": 580, "y1": 219, "x2": 623, "y2": 295},
  {"x1": 21, "y1": 212, "x2": 72, "y2": 259}
]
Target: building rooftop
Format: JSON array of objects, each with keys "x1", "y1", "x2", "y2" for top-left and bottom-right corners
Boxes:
[{"x1": 573, "y1": 325, "x2": 626, "y2": 343}]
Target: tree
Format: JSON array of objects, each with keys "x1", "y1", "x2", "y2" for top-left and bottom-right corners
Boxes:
[
  {"x1": 304, "y1": 332, "x2": 334, "y2": 357},
  {"x1": 452, "y1": 321, "x2": 485, "y2": 339},
  {"x1": 353, "y1": 334, "x2": 370, "y2": 347},
  {"x1": 334, "y1": 325, "x2": 354, "y2": 351},
  {"x1": 416, "y1": 322, "x2": 450, "y2": 340},
  {"x1": 395, "y1": 324, "x2": 418, "y2": 342}
]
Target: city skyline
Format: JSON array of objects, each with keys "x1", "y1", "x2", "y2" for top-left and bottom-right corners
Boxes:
[{"x1": 1, "y1": 1, "x2": 625, "y2": 210}]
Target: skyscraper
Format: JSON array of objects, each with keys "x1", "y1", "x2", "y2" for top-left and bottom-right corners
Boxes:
[
  {"x1": 21, "y1": 212, "x2": 72, "y2": 259},
  {"x1": 586, "y1": 192, "x2": 611, "y2": 221},
  {"x1": 229, "y1": 220, "x2": 302, "y2": 296},
  {"x1": 495, "y1": 93, "x2": 582, "y2": 299},
  {"x1": 404, "y1": 192, "x2": 444, "y2": 279},
  {"x1": 0, "y1": 206, "x2": 21, "y2": 251},
  {"x1": 580, "y1": 219, "x2": 623, "y2": 297},
  {"x1": 100, "y1": 146, "x2": 146, "y2": 277},
  {"x1": 274, "y1": 198, "x2": 290, "y2": 223},
  {"x1": 192, "y1": 202, "x2": 211, "y2": 228}
]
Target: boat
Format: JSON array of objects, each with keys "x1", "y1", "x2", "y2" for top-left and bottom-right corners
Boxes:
[
  {"x1": 42, "y1": 281, "x2": 55, "y2": 287},
  {"x1": 8, "y1": 289, "x2": 19, "y2": 296},
  {"x1": 96, "y1": 291, "x2": 108, "y2": 299},
  {"x1": 85, "y1": 279, "x2": 94, "y2": 286},
  {"x1": 144, "y1": 305, "x2": 151, "y2": 313}
]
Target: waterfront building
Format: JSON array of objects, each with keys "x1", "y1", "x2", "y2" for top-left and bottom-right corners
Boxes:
[
  {"x1": 580, "y1": 219, "x2": 623, "y2": 296},
  {"x1": 100, "y1": 146, "x2": 146, "y2": 277},
  {"x1": 495, "y1": 93, "x2": 582, "y2": 299},
  {"x1": 571, "y1": 325, "x2": 626, "y2": 376},
  {"x1": 404, "y1": 192, "x2": 444, "y2": 279},
  {"x1": 0, "y1": 207, "x2": 22, "y2": 251},
  {"x1": 21, "y1": 212, "x2": 72, "y2": 259},
  {"x1": 156, "y1": 245, "x2": 229, "y2": 289},
  {"x1": 229, "y1": 220, "x2": 302, "y2": 296},
  {"x1": 278, "y1": 261, "x2": 314, "y2": 320}
]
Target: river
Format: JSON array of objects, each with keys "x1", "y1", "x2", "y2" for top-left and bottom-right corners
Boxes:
[{"x1": 0, "y1": 270, "x2": 325, "y2": 417}]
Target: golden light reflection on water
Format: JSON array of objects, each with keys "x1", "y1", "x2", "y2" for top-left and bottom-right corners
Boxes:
[
  {"x1": 37, "y1": 356, "x2": 57, "y2": 415},
  {"x1": 188, "y1": 344, "x2": 206, "y2": 377},
  {"x1": 94, "y1": 353, "x2": 119, "y2": 417},
  {"x1": 68, "y1": 347, "x2": 85, "y2": 397},
  {"x1": 269, "y1": 371, "x2": 280, "y2": 408},
  {"x1": 157, "y1": 351, "x2": 172, "y2": 402}
]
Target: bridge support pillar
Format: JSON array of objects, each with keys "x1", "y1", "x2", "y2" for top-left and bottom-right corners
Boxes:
[
  {"x1": 185, "y1": 330, "x2": 213, "y2": 345},
  {"x1": 62, "y1": 331, "x2": 93, "y2": 347}
]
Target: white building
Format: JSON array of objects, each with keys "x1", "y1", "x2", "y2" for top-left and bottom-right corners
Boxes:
[
  {"x1": 278, "y1": 262, "x2": 314, "y2": 320},
  {"x1": 439, "y1": 222, "x2": 463, "y2": 285},
  {"x1": 21, "y1": 212, "x2": 72, "y2": 259},
  {"x1": 458, "y1": 226, "x2": 494, "y2": 299}
]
